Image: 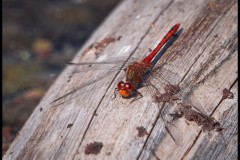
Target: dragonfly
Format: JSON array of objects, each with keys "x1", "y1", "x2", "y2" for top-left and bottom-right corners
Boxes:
[
  {"x1": 115, "y1": 23, "x2": 180, "y2": 98},
  {"x1": 52, "y1": 23, "x2": 181, "y2": 104},
  {"x1": 52, "y1": 23, "x2": 211, "y2": 145}
]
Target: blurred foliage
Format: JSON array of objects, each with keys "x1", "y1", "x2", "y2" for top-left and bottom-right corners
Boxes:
[{"x1": 2, "y1": 0, "x2": 121, "y2": 155}]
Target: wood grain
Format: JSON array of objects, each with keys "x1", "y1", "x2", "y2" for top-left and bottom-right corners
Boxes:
[{"x1": 4, "y1": 0, "x2": 237, "y2": 159}]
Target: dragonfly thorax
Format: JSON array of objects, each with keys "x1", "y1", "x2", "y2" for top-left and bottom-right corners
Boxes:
[{"x1": 117, "y1": 81, "x2": 135, "y2": 97}]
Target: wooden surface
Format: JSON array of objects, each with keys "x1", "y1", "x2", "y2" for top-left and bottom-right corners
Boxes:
[{"x1": 4, "y1": 0, "x2": 238, "y2": 159}]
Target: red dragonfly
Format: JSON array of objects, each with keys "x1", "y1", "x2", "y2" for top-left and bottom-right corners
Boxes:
[
  {"x1": 52, "y1": 24, "x2": 181, "y2": 103},
  {"x1": 116, "y1": 24, "x2": 180, "y2": 98}
]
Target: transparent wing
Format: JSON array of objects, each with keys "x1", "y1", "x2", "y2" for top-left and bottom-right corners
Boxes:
[
  {"x1": 147, "y1": 64, "x2": 208, "y2": 116},
  {"x1": 51, "y1": 56, "x2": 143, "y2": 105},
  {"x1": 164, "y1": 118, "x2": 183, "y2": 146},
  {"x1": 68, "y1": 56, "x2": 140, "y2": 73},
  {"x1": 51, "y1": 69, "x2": 118, "y2": 105},
  {"x1": 150, "y1": 64, "x2": 182, "y2": 85},
  {"x1": 138, "y1": 80, "x2": 183, "y2": 145}
]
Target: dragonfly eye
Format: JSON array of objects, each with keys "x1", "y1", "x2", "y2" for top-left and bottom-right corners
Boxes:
[
  {"x1": 124, "y1": 83, "x2": 133, "y2": 90},
  {"x1": 117, "y1": 81, "x2": 125, "y2": 89}
]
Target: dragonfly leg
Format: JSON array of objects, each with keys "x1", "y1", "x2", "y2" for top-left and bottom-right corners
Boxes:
[
  {"x1": 113, "y1": 88, "x2": 118, "y2": 99},
  {"x1": 130, "y1": 91, "x2": 143, "y2": 103}
]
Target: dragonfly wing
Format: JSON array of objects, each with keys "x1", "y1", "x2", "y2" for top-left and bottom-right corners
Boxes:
[
  {"x1": 140, "y1": 80, "x2": 183, "y2": 145},
  {"x1": 177, "y1": 86, "x2": 208, "y2": 116},
  {"x1": 67, "y1": 56, "x2": 140, "y2": 73},
  {"x1": 51, "y1": 56, "x2": 144, "y2": 105},
  {"x1": 148, "y1": 66, "x2": 208, "y2": 116},
  {"x1": 51, "y1": 69, "x2": 118, "y2": 104},
  {"x1": 150, "y1": 65, "x2": 182, "y2": 85},
  {"x1": 164, "y1": 119, "x2": 183, "y2": 146}
]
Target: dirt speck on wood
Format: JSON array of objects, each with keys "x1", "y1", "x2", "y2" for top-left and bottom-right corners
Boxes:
[
  {"x1": 67, "y1": 123, "x2": 73, "y2": 128},
  {"x1": 222, "y1": 88, "x2": 234, "y2": 100},
  {"x1": 136, "y1": 126, "x2": 148, "y2": 137},
  {"x1": 84, "y1": 142, "x2": 103, "y2": 155}
]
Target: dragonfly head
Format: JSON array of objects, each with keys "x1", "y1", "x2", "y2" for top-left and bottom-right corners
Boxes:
[{"x1": 117, "y1": 81, "x2": 134, "y2": 98}]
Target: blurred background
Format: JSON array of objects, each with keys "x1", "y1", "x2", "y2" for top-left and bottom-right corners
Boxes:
[{"x1": 3, "y1": 0, "x2": 121, "y2": 154}]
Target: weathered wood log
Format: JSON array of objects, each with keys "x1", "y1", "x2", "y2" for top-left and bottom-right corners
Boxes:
[{"x1": 4, "y1": 0, "x2": 237, "y2": 159}]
